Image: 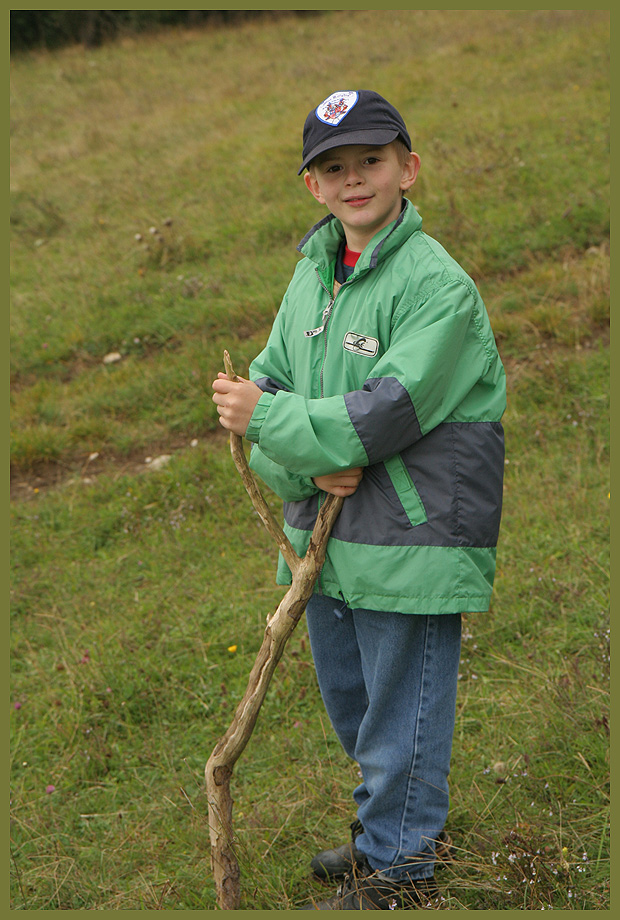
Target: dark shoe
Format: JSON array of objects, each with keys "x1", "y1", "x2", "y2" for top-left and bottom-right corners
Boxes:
[
  {"x1": 311, "y1": 820, "x2": 364, "y2": 881},
  {"x1": 311, "y1": 823, "x2": 454, "y2": 881},
  {"x1": 434, "y1": 830, "x2": 455, "y2": 866},
  {"x1": 301, "y1": 858, "x2": 439, "y2": 910}
]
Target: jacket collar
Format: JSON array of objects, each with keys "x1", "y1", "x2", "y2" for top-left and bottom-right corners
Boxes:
[{"x1": 297, "y1": 199, "x2": 423, "y2": 281}]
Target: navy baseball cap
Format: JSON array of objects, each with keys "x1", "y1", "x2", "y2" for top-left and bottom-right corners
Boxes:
[{"x1": 298, "y1": 90, "x2": 412, "y2": 175}]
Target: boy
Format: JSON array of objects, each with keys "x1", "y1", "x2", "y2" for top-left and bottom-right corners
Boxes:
[{"x1": 212, "y1": 90, "x2": 506, "y2": 909}]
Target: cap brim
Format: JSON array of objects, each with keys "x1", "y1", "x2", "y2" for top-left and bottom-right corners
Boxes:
[{"x1": 297, "y1": 128, "x2": 400, "y2": 174}]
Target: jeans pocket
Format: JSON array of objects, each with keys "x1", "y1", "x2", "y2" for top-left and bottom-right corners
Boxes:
[{"x1": 383, "y1": 454, "x2": 428, "y2": 527}]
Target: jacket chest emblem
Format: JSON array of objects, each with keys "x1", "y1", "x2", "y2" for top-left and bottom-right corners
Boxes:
[{"x1": 343, "y1": 331, "x2": 379, "y2": 357}]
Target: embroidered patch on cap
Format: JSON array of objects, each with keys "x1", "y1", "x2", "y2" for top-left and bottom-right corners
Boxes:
[
  {"x1": 315, "y1": 91, "x2": 359, "y2": 126},
  {"x1": 343, "y1": 332, "x2": 379, "y2": 357}
]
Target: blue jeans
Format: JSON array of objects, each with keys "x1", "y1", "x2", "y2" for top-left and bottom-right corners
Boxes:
[{"x1": 305, "y1": 595, "x2": 461, "y2": 883}]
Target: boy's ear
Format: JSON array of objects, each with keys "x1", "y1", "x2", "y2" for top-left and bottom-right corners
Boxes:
[
  {"x1": 304, "y1": 171, "x2": 326, "y2": 205},
  {"x1": 400, "y1": 151, "x2": 421, "y2": 192}
]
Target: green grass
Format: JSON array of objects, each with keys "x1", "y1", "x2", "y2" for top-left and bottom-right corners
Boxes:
[{"x1": 10, "y1": 10, "x2": 609, "y2": 910}]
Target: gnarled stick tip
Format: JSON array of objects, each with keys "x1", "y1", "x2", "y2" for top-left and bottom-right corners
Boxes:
[{"x1": 224, "y1": 350, "x2": 238, "y2": 381}]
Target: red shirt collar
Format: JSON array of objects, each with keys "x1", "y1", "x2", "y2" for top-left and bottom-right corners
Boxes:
[{"x1": 343, "y1": 245, "x2": 361, "y2": 268}]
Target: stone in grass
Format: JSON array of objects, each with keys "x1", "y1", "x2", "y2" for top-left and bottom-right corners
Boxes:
[
  {"x1": 144, "y1": 454, "x2": 172, "y2": 471},
  {"x1": 103, "y1": 352, "x2": 122, "y2": 365}
]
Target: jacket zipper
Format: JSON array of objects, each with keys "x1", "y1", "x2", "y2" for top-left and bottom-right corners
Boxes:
[
  {"x1": 313, "y1": 271, "x2": 334, "y2": 399},
  {"x1": 319, "y1": 301, "x2": 334, "y2": 399},
  {"x1": 313, "y1": 268, "x2": 355, "y2": 593},
  {"x1": 315, "y1": 269, "x2": 356, "y2": 399}
]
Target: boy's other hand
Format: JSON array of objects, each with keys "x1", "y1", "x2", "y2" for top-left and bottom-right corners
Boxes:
[
  {"x1": 313, "y1": 468, "x2": 363, "y2": 497},
  {"x1": 212, "y1": 373, "x2": 262, "y2": 437}
]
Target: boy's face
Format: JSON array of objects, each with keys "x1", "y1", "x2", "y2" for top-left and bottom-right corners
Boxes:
[{"x1": 304, "y1": 142, "x2": 420, "y2": 252}]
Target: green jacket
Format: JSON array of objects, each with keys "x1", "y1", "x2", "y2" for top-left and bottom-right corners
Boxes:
[{"x1": 246, "y1": 200, "x2": 506, "y2": 614}]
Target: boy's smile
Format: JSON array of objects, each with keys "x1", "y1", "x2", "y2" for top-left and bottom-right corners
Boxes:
[{"x1": 304, "y1": 143, "x2": 420, "y2": 253}]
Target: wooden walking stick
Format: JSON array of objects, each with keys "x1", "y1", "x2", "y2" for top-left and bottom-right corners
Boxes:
[{"x1": 205, "y1": 351, "x2": 344, "y2": 910}]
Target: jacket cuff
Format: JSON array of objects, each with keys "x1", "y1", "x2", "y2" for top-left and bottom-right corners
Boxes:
[{"x1": 245, "y1": 390, "x2": 274, "y2": 443}]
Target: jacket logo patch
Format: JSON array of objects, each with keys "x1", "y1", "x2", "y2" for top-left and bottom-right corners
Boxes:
[
  {"x1": 343, "y1": 331, "x2": 379, "y2": 357},
  {"x1": 315, "y1": 91, "x2": 359, "y2": 126}
]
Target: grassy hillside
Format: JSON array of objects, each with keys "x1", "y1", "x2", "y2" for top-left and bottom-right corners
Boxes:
[{"x1": 10, "y1": 10, "x2": 609, "y2": 910}]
